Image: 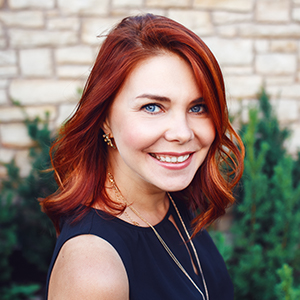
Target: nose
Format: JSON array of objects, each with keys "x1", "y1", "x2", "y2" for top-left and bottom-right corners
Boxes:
[{"x1": 164, "y1": 114, "x2": 194, "y2": 144}]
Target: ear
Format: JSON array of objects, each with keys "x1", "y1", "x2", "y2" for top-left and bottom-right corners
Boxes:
[{"x1": 102, "y1": 117, "x2": 112, "y2": 136}]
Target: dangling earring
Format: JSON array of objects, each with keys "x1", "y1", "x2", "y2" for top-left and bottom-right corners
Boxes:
[{"x1": 103, "y1": 133, "x2": 116, "y2": 149}]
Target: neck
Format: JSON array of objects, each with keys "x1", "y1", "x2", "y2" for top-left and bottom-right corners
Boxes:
[{"x1": 106, "y1": 172, "x2": 169, "y2": 225}]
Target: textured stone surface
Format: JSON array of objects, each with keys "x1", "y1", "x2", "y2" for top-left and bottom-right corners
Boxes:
[
  {"x1": 203, "y1": 38, "x2": 253, "y2": 65},
  {"x1": 254, "y1": 40, "x2": 269, "y2": 53},
  {"x1": 270, "y1": 40, "x2": 297, "y2": 52},
  {"x1": 55, "y1": 46, "x2": 94, "y2": 64},
  {"x1": 0, "y1": 11, "x2": 44, "y2": 28},
  {"x1": 9, "y1": 30, "x2": 78, "y2": 48},
  {"x1": 0, "y1": 50, "x2": 17, "y2": 65},
  {"x1": 15, "y1": 150, "x2": 32, "y2": 177},
  {"x1": 272, "y1": 99, "x2": 299, "y2": 123},
  {"x1": 56, "y1": 103, "x2": 78, "y2": 126},
  {"x1": 168, "y1": 10, "x2": 213, "y2": 36},
  {"x1": 266, "y1": 76, "x2": 295, "y2": 86},
  {"x1": 20, "y1": 49, "x2": 53, "y2": 76},
  {"x1": 239, "y1": 24, "x2": 300, "y2": 38},
  {"x1": 57, "y1": 65, "x2": 91, "y2": 79},
  {"x1": 57, "y1": 0, "x2": 109, "y2": 15},
  {"x1": 256, "y1": 54, "x2": 297, "y2": 75},
  {"x1": 288, "y1": 124, "x2": 300, "y2": 154},
  {"x1": 47, "y1": 17, "x2": 80, "y2": 31},
  {"x1": 256, "y1": 0, "x2": 290, "y2": 22},
  {"x1": 0, "y1": 148, "x2": 15, "y2": 164},
  {"x1": 194, "y1": 0, "x2": 254, "y2": 11},
  {"x1": 0, "y1": 38, "x2": 6, "y2": 49},
  {"x1": 113, "y1": 0, "x2": 143, "y2": 7},
  {"x1": 146, "y1": 0, "x2": 190, "y2": 7},
  {"x1": 0, "y1": 106, "x2": 57, "y2": 122},
  {"x1": 222, "y1": 66, "x2": 253, "y2": 75},
  {"x1": 0, "y1": 66, "x2": 18, "y2": 78},
  {"x1": 0, "y1": 89, "x2": 7, "y2": 104},
  {"x1": 0, "y1": 123, "x2": 34, "y2": 148},
  {"x1": 225, "y1": 75, "x2": 262, "y2": 98},
  {"x1": 8, "y1": 0, "x2": 55, "y2": 9},
  {"x1": 82, "y1": 18, "x2": 120, "y2": 45},
  {"x1": 217, "y1": 25, "x2": 238, "y2": 37},
  {"x1": 268, "y1": 84, "x2": 300, "y2": 99},
  {"x1": 9, "y1": 80, "x2": 82, "y2": 105},
  {"x1": 292, "y1": 7, "x2": 300, "y2": 21},
  {"x1": 0, "y1": 79, "x2": 7, "y2": 88},
  {"x1": 213, "y1": 11, "x2": 252, "y2": 24}
]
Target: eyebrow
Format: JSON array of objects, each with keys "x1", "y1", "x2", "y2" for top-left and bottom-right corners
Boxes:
[
  {"x1": 136, "y1": 93, "x2": 205, "y2": 103},
  {"x1": 136, "y1": 94, "x2": 171, "y2": 102}
]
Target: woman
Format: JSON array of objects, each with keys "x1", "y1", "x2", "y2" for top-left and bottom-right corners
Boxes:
[{"x1": 42, "y1": 14, "x2": 244, "y2": 300}]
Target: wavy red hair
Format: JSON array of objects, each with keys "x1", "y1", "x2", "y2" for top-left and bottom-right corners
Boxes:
[{"x1": 40, "y1": 14, "x2": 244, "y2": 235}]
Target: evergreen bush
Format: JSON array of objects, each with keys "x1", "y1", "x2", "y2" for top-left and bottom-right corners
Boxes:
[
  {"x1": 223, "y1": 88, "x2": 300, "y2": 299},
  {"x1": 0, "y1": 112, "x2": 57, "y2": 299}
]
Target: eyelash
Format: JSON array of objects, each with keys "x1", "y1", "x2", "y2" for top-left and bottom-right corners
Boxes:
[
  {"x1": 141, "y1": 103, "x2": 208, "y2": 115},
  {"x1": 142, "y1": 104, "x2": 163, "y2": 114},
  {"x1": 189, "y1": 104, "x2": 207, "y2": 114}
]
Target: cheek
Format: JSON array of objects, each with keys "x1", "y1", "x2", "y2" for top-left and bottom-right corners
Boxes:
[
  {"x1": 116, "y1": 118, "x2": 159, "y2": 151},
  {"x1": 197, "y1": 120, "x2": 216, "y2": 147}
]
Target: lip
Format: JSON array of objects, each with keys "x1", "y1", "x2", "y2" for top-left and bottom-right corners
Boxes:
[{"x1": 148, "y1": 152, "x2": 194, "y2": 170}]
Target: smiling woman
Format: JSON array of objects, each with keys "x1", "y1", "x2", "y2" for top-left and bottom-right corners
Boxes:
[
  {"x1": 41, "y1": 14, "x2": 244, "y2": 300},
  {"x1": 103, "y1": 53, "x2": 215, "y2": 193}
]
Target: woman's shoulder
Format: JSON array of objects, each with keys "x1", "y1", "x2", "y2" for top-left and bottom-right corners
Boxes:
[{"x1": 48, "y1": 234, "x2": 129, "y2": 300}]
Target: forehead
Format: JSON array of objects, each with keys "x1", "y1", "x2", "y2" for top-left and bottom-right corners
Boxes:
[{"x1": 114, "y1": 53, "x2": 201, "y2": 103}]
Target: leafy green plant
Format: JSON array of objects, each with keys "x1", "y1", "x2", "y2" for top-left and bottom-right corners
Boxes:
[
  {"x1": 1, "y1": 284, "x2": 40, "y2": 300},
  {"x1": 225, "y1": 88, "x2": 300, "y2": 299},
  {"x1": 276, "y1": 264, "x2": 300, "y2": 300},
  {"x1": 0, "y1": 112, "x2": 57, "y2": 298}
]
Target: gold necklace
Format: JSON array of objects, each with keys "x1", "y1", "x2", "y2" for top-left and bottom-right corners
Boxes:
[
  {"x1": 123, "y1": 211, "x2": 140, "y2": 226},
  {"x1": 107, "y1": 173, "x2": 209, "y2": 300}
]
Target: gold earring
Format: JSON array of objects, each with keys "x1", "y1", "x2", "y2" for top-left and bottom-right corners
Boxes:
[{"x1": 103, "y1": 133, "x2": 116, "y2": 149}]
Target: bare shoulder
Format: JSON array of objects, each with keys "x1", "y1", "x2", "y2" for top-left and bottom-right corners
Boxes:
[{"x1": 48, "y1": 234, "x2": 129, "y2": 300}]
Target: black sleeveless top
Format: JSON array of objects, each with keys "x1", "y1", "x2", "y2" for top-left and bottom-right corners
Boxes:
[{"x1": 45, "y1": 199, "x2": 233, "y2": 299}]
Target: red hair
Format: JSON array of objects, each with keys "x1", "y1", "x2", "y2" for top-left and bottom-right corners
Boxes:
[{"x1": 40, "y1": 14, "x2": 244, "y2": 235}]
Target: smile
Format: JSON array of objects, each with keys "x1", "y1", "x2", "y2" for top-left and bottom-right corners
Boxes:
[{"x1": 150, "y1": 153, "x2": 190, "y2": 163}]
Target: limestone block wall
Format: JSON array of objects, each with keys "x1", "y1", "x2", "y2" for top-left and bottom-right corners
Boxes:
[{"x1": 0, "y1": 0, "x2": 300, "y2": 178}]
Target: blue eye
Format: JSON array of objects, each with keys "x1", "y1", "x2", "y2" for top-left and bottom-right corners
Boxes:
[
  {"x1": 190, "y1": 104, "x2": 206, "y2": 113},
  {"x1": 144, "y1": 104, "x2": 161, "y2": 113}
]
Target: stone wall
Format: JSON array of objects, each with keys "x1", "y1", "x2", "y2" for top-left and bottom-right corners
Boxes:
[{"x1": 0, "y1": 0, "x2": 300, "y2": 178}]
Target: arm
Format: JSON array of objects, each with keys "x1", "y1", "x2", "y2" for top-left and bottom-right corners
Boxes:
[{"x1": 48, "y1": 234, "x2": 129, "y2": 300}]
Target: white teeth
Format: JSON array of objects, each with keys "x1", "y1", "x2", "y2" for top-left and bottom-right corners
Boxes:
[
  {"x1": 178, "y1": 156, "x2": 184, "y2": 162},
  {"x1": 152, "y1": 154, "x2": 190, "y2": 163}
]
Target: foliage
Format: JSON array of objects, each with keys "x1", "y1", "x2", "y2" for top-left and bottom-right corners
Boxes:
[
  {"x1": 225, "y1": 88, "x2": 300, "y2": 299},
  {"x1": 0, "y1": 112, "x2": 57, "y2": 298},
  {"x1": 1, "y1": 284, "x2": 40, "y2": 300},
  {"x1": 276, "y1": 264, "x2": 300, "y2": 300}
]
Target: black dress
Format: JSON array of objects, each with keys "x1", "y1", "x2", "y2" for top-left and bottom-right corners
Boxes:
[{"x1": 45, "y1": 198, "x2": 234, "y2": 299}]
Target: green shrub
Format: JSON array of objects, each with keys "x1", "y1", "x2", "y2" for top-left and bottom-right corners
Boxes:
[
  {"x1": 224, "y1": 88, "x2": 300, "y2": 299},
  {"x1": 0, "y1": 112, "x2": 57, "y2": 298},
  {"x1": 276, "y1": 264, "x2": 300, "y2": 300}
]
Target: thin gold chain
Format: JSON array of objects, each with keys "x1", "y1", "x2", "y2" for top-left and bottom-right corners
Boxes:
[
  {"x1": 124, "y1": 211, "x2": 140, "y2": 226},
  {"x1": 107, "y1": 173, "x2": 209, "y2": 300},
  {"x1": 167, "y1": 192, "x2": 209, "y2": 300}
]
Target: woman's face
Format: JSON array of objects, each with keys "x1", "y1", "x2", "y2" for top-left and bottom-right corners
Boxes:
[{"x1": 104, "y1": 53, "x2": 216, "y2": 193}]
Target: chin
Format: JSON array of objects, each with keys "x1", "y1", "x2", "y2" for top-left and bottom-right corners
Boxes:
[{"x1": 157, "y1": 179, "x2": 193, "y2": 193}]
